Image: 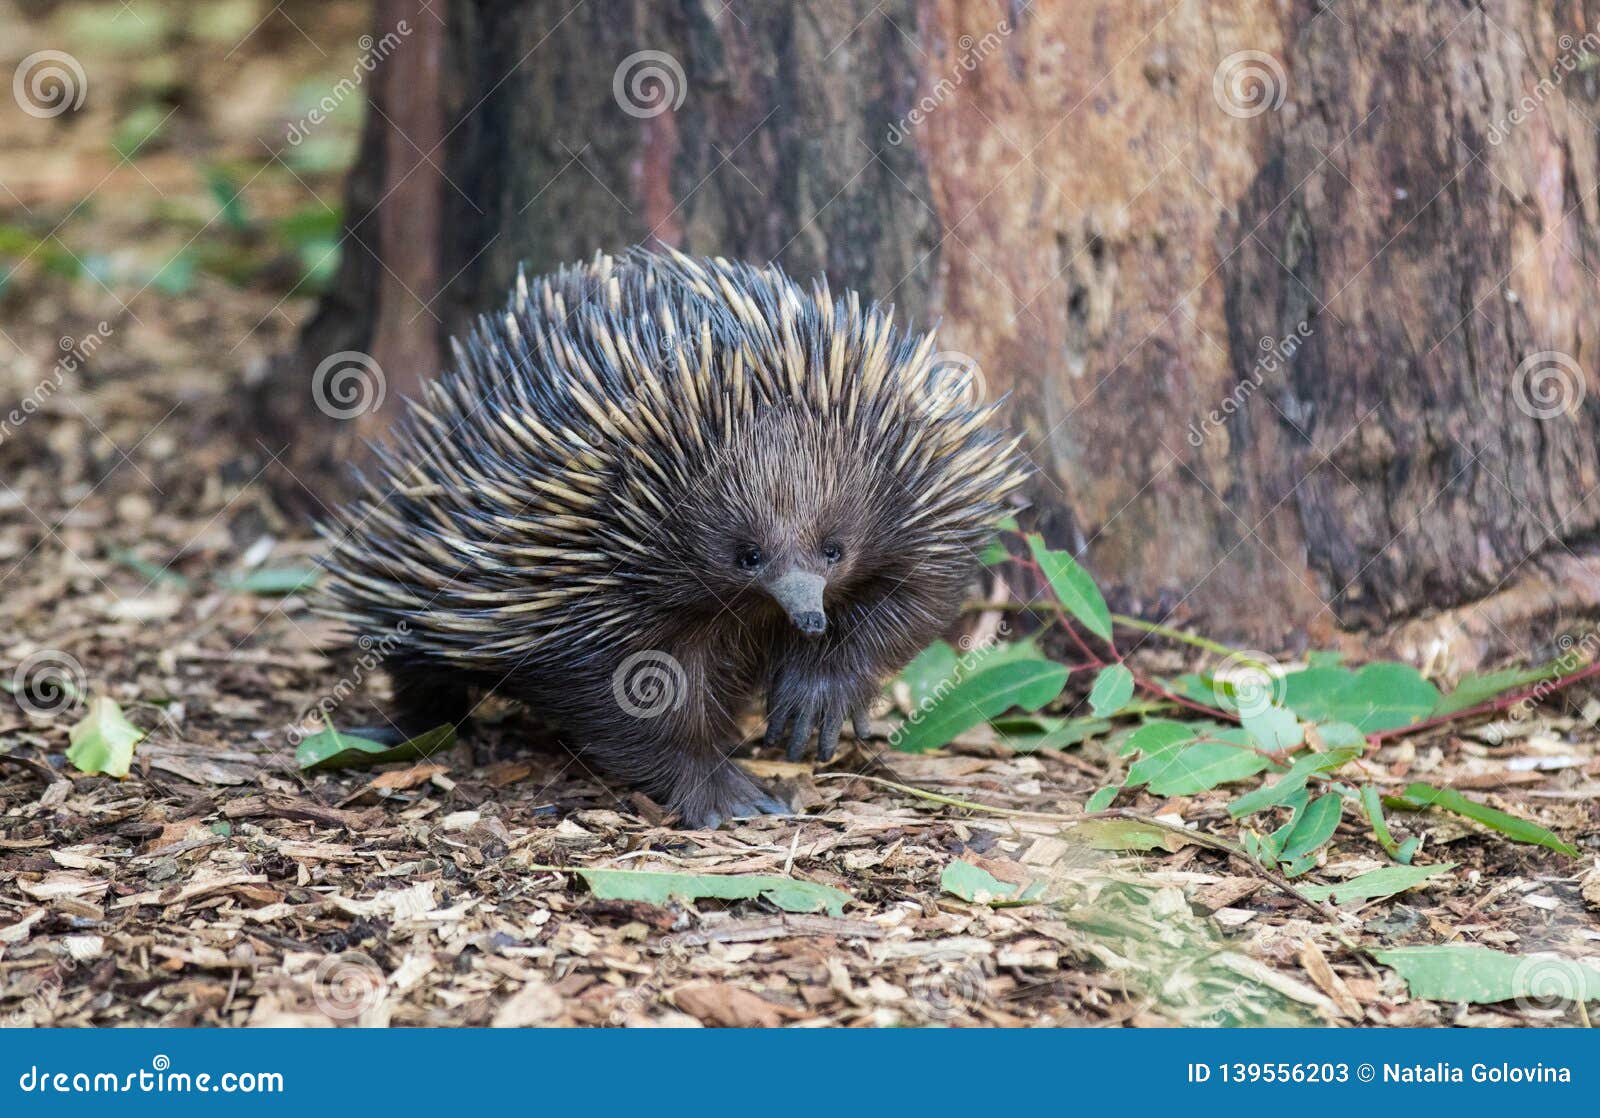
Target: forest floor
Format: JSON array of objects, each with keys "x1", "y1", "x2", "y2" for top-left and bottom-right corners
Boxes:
[{"x1": 1, "y1": 0, "x2": 1597, "y2": 1028}]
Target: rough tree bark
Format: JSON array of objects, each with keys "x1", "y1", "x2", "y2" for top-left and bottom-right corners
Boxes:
[{"x1": 280, "y1": 0, "x2": 1600, "y2": 660}]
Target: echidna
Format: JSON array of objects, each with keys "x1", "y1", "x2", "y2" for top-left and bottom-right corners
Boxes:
[{"x1": 317, "y1": 248, "x2": 1027, "y2": 827}]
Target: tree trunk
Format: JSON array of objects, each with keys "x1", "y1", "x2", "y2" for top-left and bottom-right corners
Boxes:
[{"x1": 280, "y1": 0, "x2": 1600, "y2": 659}]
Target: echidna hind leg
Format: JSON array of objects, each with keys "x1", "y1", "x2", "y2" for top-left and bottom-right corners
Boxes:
[{"x1": 667, "y1": 752, "x2": 790, "y2": 830}]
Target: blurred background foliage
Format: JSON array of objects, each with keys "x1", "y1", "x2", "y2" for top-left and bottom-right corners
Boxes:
[{"x1": 0, "y1": 0, "x2": 364, "y2": 305}]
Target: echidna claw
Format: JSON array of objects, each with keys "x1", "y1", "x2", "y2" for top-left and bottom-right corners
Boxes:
[
  {"x1": 785, "y1": 705, "x2": 817, "y2": 762},
  {"x1": 675, "y1": 762, "x2": 792, "y2": 829},
  {"x1": 851, "y1": 708, "x2": 872, "y2": 743}
]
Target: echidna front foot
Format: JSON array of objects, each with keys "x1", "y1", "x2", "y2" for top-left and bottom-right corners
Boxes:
[
  {"x1": 765, "y1": 667, "x2": 875, "y2": 763},
  {"x1": 673, "y1": 762, "x2": 790, "y2": 830}
]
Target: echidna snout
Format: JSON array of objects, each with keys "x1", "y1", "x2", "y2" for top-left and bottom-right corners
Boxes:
[
  {"x1": 317, "y1": 247, "x2": 1029, "y2": 828},
  {"x1": 763, "y1": 569, "x2": 827, "y2": 638}
]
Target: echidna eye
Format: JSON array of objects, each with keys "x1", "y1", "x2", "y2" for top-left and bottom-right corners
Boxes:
[
  {"x1": 736, "y1": 545, "x2": 764, "y2": 571},
  {"x1": 822, "y1": 542, "x2": 843, "y2": 564}
]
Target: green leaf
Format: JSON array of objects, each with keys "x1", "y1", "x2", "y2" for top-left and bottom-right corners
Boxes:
[
  {"x1": 1128, "y1": 727, "x2": 1272, "y2": 796},
  {"x1": 1242, "y1": 706, "x2": 1302, "y2": 753},
  {"x1": 1359, "y1": 783, "x2": 1412, "y2": 863},
  {"x1": 1430, "y1": 661, "x2": 1563, "y2": 717},
  {"x1": 890, "y1": 658, "x2": 1068, "y2": 754},
  {"x1": 997, "y1": 716, "x2": 1112, "y2": 752},
  {"x1": 1257, "y1": 787, "x2": 1312, "y2": 861},
  {"x1": 107, "y1": 546, "x2": 191, "y2": 588},
  {"x1": 1085, "y1": 786, "x2": 1118, "y2": 812},
  {"x1": 577, "y1": 868, "x2": 851, "y2": 917},
  {"x1": 112, "y1": 103, "x2": 168, "y2": 160},
  {"x1": 1067, "y1": 818, "x2": 1195, "y2": 852},
  {"x1": 1227, "y1": 747, "x2": 1360, "y2": 818},
  {"x1": 1278, "y1": 793, "x2": 1343, "y2": 876},
  {"x1": 66, "y1": 696, "x2": 145, "y2": 778},
  {"x1": 939, "y1": 860, "x2": 1039, "y2": 905},
  {"x1": 978, "y1": 539, "x2": 1009, "y2": 566},
  {"x1": 221, "y1": 567, "x2": 321, "y2": 595},
  {"x1": 1281, "y1": 662, "x2": 1440, "y2": 733},
  {"x1": 1164, "y1": 672, "x2": 1216, "y2": 707},
  {"x1": 898, "y1": 641, "x2": 958, "y2": 707},
  {"x1": 1372, "y1": 945, "x2": 1600, "y2": 1005},
  {"x1": 1299, "y1": 863, "x2": 1455, "y2": 905},
  {"x1": 1390, "y1": 782, "x2": 1578, "y2": 857},
  {"x1": 1312, "y1": 721, "x2": 1365, "y2": 749},
  {"x1": 1118, "y1": 718, "x2": 1198, "y2": 758},
  {"x1": 204, "y1": 166, "x2": 251, "y2": 233},
  {"x1": 296, "y1": 723, "x2": 458, "y2": 772},
  {"x1": 150, "y1": 251, "x2": 196, "y2": 296},
  {"x1": 1087, "y1": 664, "x2": 1135, "y2": 717},
  {"x1": 1026, "y1": 536, "x2": 1111, "y2": 640}
]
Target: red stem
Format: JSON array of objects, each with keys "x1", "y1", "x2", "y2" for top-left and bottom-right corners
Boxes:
[
  {"x1": 1366, "y1": 659, "x2": 1600, "y2": 745},
  {"x1": 1134, "y1": 676, "x2": 1241, "y2": 724},
  {"x1": 1008, "y1": 541, "x2": 1235, "y2": 722}
]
